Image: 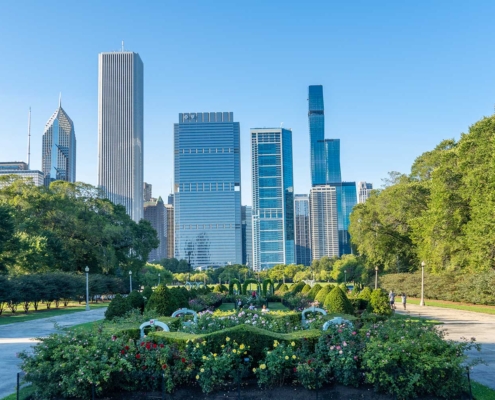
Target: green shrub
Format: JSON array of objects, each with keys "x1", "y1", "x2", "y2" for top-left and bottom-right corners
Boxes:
[
  {"x1": 105, "y1": 294, "x2": 130, "y2": 320},
  {"x1": 323, "y1": 286, "x2": 354, "y2": 315},
  {"x1": 146, "y1": 284, "x2": 180, "y2": 316},
  {"x1": 339, "y1": 283, "x2": 348, "y2": 293},
  {"x1": 314, "y1": 285, "x2": 331, "y2": 305},
  {"x1": 170, "y1": 287, "x2": 189, "y2": 308},
  {"x1": 277, "y1": 283, "x2": 289, "y2": 293},
  {"x1": 306, "y1": 283, "x2": 322, "y2": 300},
  {"x1": 369, "y1": 289, "x2": 392, "y2": 316},
  {"x1": 349, "y1": 285, "x2": 360, "y2": 298},
  {"x1": 358, "y1": 287, "x2": 372, "y2": 301},
  {"x1": 213, "y1": 284, "x2": 228, "y2": 293},
  {"x1": 142, "y1": 286, "x2": 153, "y2": 303},
  {"x1": 127, "y1": 290, "x2": 145, "y2": 313},
  {"x1": 301, "y1": 284, "x2": 311, "y2": 294},
  {"x1": 290, "y1": 281, "x2": 306, "y2": 293}
]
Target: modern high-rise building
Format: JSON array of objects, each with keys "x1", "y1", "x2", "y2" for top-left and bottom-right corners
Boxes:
[
  {"x1": 310, "y1": 186, "x2": 339, "y2": 260},
  {"x1": 241, "y1": 205, "x2": 253, "y2": 266},
  {"x1": 357, "y1": 181, "x2": 373, "y2": 203},
  {"x1": 144, "y1": 196, "x2": 167, "y2": 261},
  {"x1": 294, "y1": 194, "x2": 311, "y2": 266},
  {"x1": 98, "y1": 51, "x2": 144, "y2": 222},
  {"x1": 174, "y1": 112, "x2": 242, "y2": 267},
  {"x1": 165, "y1": 203, "x2": 174, "y2": 259},
  {"x1": 42, "y1": 99, "x2": 76, "y2": 187},
  {"x1": 308, "y1": 85, "x2": 326, "y2": 186},
  {"x1": 251, "y1": 128, "x2": 295, "y2": 271},
  {"x1": 339, "y1": 181, "x2": 357, "y2": 255},
  {"x1": 0, "y1": 162, "x2": 43, "y2": 187},
  {"x1": 143, "y1": 182, "x2": 152, "y2": 202}
]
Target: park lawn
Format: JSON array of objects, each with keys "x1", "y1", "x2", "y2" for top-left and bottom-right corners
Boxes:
[
  {"x1": 472, "y1": 381, "x2": 495, "y2": 400},
  {"x1": 268, "y1": 302, "x2": 289, "y2": 311},
  {"x1": 0, "y1": 303, "x2": 108, "y2": 326},
  {"x1": 407, "y1": 298, "x2": 495, "y2": 315},
  {"x1": 391, "y1": 313, "x2": 441, "y2": 325},
  {"x1": 1, "y1": 385, "x2": 35, "y2": 400}
]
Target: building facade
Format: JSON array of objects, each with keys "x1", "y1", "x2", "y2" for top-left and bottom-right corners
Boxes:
[
  {"x1": 144, "y1": 196, "x2": 167, "y2": 261},
  {"x1": 241, "y1": 205, "x2": 253, "y2": 266},
  {"x1": 174, "y1": 112, "x2": 242, "y2": 267},
  {"x1": 0, "y1": 162, "x2": 43, "y2": 187},
  {"x1": 165, "y1": 204, "x2": 174, "y2": 259},
  {"x1": 357, "y1": 181, "x2": 373, "y2": 203},
  {"x1": 98, "y1": 51, "x2": 144, "y2": 222},
  {"x1": 251, "y1": 128, "x2": 295, "y2": 271},
  {"x1": 294, "y1": 194, "x2": 311, "y2": 266},
  {"x1": 42, "y1": 100, "x2": 76, "y2": 187},
  {"x1": 143, "y1": 182, "x2": 152, "y2": 202},
  {"x1": 310, "y1": 185, "x2": 339, "y2": 260}
]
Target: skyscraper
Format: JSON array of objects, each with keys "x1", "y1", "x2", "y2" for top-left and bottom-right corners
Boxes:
[
  {"x1": 294, "y1": 194, "x2": 312, "y2": 266},
  {"x1": 308, "y1": 85, "x2": 326, "y2": 186},
  {"x1": 310, "y1": 186, "x2": 339, "y2": 260},
  {"x1": 339, "y1": 181, "x2": 357, "y2": 254},
  {"x1": 42, "y1": 99, "x2": 76, "y2": 187},
  {"x1": 98, "y1": 51, "x2": 144, "y2": 222},
  {"x1": 357, "y1": 181, "x2": 373, "y2": 203},
  {"x1": 165, "y1": 203, "x2": 174, "y2": 259},
  {"x1": 251, "y1": 128, "x2": 295, "y2": 271},
  {"x1": 143, "y1": 182, "x2": 152, "y2": 202},
  {"x1": 144, "y1": 196, "x2": 167, "y2": 261},
  {"x1": 241, "y1": 205, "x2": 253, "y2": 266},
  {"x1": 174, "y1": 112, "x2": 242, "y2": 267}
]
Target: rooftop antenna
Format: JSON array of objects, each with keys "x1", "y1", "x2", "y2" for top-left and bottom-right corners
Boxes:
[
  {"x1": 121, "y1": 41, "x2": 124, "y2": 52},
  {"x1": 59, "y1": 92, "x2": 62, "y2": 108},
  {"x1": 27, "y1": 107, "x2": 31, "y2": 169},
  {"x1": 280, "y1": 122, "x2": 284, "y2": 128}
]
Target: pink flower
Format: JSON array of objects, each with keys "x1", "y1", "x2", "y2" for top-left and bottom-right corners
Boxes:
[
  {"x1": 343, "y1": 341, "x2": 347, "y2": 347},
  {"x1": 354, "y1": 356, "x2": 358, "y2": 360},
  {"x1": 111, "y1": 335, "x2": 117, "y2": 341},
  {"x1": 352, "y1": 331, "x2": 356, "y2": 335},
  {"x1": 336, "y1": 346, "x2": 341, "y2": 351}
]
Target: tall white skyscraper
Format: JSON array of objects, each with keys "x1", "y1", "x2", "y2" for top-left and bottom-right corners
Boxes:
[
  {"x1": 310, "y1": 185, "x2": 339, "y2": 260},
  {"x1": 42, "y1": 99, "x2": 76, "y2": 187},
  {"x1": 98, "y1": 51, "x2": 144, "y2": 222},
  {"x1": 357, "y1": 181, "x2": 373, "y2": 203}
]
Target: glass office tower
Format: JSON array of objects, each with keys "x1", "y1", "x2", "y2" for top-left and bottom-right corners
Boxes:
[
  {"x1": 294, "y1": 194, "x2": 311, "y2": 266},
  {"x1": 241, "y1": 205, "x2": 253, "y2": 266},
  {"x1": 98, "y1": 51, "x2": 144, "y2": 222},
  {"x1": 174, "y1": 112, "x2": 242, "y2": 268},
  {"x1": 309, "y1": 85, "x2": 326, "y2": 186},
  {"x1": 42, "y1": 99, "x2": 76, "y2": 187},
  {"x1": 251, "y1": 128, "x2": 295, "y2": 271}
]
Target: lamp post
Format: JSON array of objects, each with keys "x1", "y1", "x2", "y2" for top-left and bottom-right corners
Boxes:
[
  {"x1": 158, "y1": 273, "x2": 160, "y2": 285},
  {"x1": 375, "y1": 266, "x2": 378, "y2": 290},
  {"x1": 129, "y1": 270, "x2": 132, "y2": 293},
  {"x1": 344, "y1": 270, "x2": 347, "y2": 285},
  {"x1": 420, "y1": 261, "x2": 425, "y2": 306},
  {"x1": 85, "y1": 266, "x2": 90, "y2": 311}
]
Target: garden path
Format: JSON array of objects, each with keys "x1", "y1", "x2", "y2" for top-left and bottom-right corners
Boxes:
[
  {"x1": 396, "y1": 303, "x2": 495, "y2": 390},
  {"x1": 0, "y1": 307, "x2": 107, "y2": 399}
]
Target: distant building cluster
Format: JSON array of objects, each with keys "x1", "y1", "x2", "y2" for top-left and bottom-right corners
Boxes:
[{"x1": 1, "y1": 49, "x2": 373, "y2": 270}]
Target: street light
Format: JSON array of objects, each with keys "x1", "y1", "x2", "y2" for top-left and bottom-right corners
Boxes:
[
  {"x1": 344, "y1": 270, "x2": 347, "y2": 285},
  {"x1": 129, "y1": 270, "x2": 133, "y2": 293},
  {"x1": 158, "y1": 273, "x2": 160, "y2": 285},
  {"x1": 420, "y1": 261, "x2": 425, "y2": 306},
  {"x1": 375, "y1": 266, "x2": 378, "y2": 290},
  {"x1": 85, "y1": 266, "x2": 90, "y2": 311}
]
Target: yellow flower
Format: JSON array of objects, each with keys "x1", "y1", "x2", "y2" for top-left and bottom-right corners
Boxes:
[
  {"x1": 233, "y1": 349, "x2": 237, "y2": 353},
  {"x1": 202, "y1": 356, "x2": 207, "y2": 360},
  {"x1": 244, "y1": 351, "x2": 247, "y2": 355},
  {"x1": 292, "y1": 355, "x2": 296, "y2": 359},
  {"x1": 226, "y1": 337, "x2": 231, "y2": 342},
  {"x1": 186, "y1": 339, "x2": 190, "y2": 343},
  {"x1": 214, "y1": 353, "x2": 217, "y2": 357},
  {"x1": 260, "y1": 364, "x2": 266, "y2": 370},
  {"x1": 285, "y1": 356, "x2": 289, "y2": 360},
  {"x1": 273, "y1": 343, "x2": 278, "y2": 348},
  {"x1": 252, "y1": 368, "x2": 257, "y2": 373},
  {"x1": 221, "y1": 345, "x2": 225, "y2": 348},
  {"x1": 202, "y1": 341, "x2": 206, "y2": 346},
  {"x1": 195, "y1": 344, "x2": 199, "y2": 348},
  {"x1": 291, "y1": 341, "x2": 295, "y2": 347},
  {"x1": 240, "y1": 344, "x2": 245, "y2": 350},
  {"x1": 200, "y1": 368, "x2": 205, "y2": 373},
  {"x1": 196, "y1": 375, "x2": 199, "y2": 380}
]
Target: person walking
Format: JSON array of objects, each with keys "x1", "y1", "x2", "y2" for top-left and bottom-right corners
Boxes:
[
  {"x1": 401, "y1": 293, "x2": 407, "y2": 310},
  {"x1": 389, "y1": 290, "x2": 396, "y2": 310}
]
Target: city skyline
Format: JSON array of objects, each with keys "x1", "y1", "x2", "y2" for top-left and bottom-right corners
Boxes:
[{"x1": 2, "y1": 2, "x2": 493, "y2": 207}]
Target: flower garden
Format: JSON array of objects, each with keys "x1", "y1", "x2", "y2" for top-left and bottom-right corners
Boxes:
[{"x1": 18, "y1": 281, "x2": 480, "y2": 399}]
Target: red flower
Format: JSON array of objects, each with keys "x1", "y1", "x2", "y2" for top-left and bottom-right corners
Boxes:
[
  {"x1": 153, "y1": 343, "x2": 157, "y2": 349},
  {"x1": 136, "y1": 354, "x2": 141, "y2": 359},
  {"x1": 307, "y1": 360, "x2": 311, "y2": 365},
  {"x1": 162, "y1": 364, "x2": 168, "y2": 369},
  {"x1": 142, "y1": 366, "x2": 147, "y2": 370},
  {"x1": 140, "y1": 342, "x2": 145, "y2": 347},
  {"x1": 159, "y1": 344, "x2": 164, "y2": 348},
  {"x1": 125, "y1": 346, "x2": 130, "y2": 350},
  {"x1": 145, "y1": 343, "x2": 151, "y2": 350},
  {"x1": 120, "y1": 350, "x2": 125, "y2": 355},
  {"x1": 293, "y1": 367, "x2": 297, "y2": 373},
  {"x1": 181, "y1": 358, "x2": 186, "y2": 363}
]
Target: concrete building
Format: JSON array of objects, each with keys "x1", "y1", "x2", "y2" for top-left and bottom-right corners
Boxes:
[
  {"x1": 310, "y1": 185, "x2": 339, "y2": 259},
  {"x1": 0, "y1": 162, "x2": 43, "y2": 187},
  {"x1": 144, "y1": 196, "x2": 167, "y2": 261},
  {"x1": 357, "y1": 181, "x2": 373, "y2": 203},
  {"x1": 143, "y1": 182, "x2": 152, "y2": 202},
  {"x1": 294, "y1": 194, "x2": 311, "y2": 266}
]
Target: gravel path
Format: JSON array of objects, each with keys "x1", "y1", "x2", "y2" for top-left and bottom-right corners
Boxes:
[{"x1": 0, "y1": 307, "x2": 106, "y2": 399}]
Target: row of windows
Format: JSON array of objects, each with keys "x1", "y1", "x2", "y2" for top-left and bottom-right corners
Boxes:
[
  {"x1": 253, "y1": 133, "x2": 281, "y2": 143},
  {"x1": 176, "y1": 148, "x2": 237, "y2": 154},
  {"x1": 176, "y1": 224, "x2": 241, "y2": 229},
  {"x1": 259, "y1": 210, "x2": 283, "y2": 218},
  {"x1": 177, "y1": 182, "x2": 240, "y2": 192}
]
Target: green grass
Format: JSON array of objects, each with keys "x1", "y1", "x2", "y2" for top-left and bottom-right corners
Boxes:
[
  {"x1": 268, "y1": 302, "x2": 289, "y2": 311},
  {"x1": 391, "y1": 313, "x2": 442, "y2": 325},
  {"x1": 0, "y1": 302, "x2": 108, "y2": 326},
  {"x1": 407, "y1": 298, "x2": 495, "y2": 315},
  {"x1": 472, "y1": 381, "x2": 495, "y2": 400},
  {"x1": 218, "y1": 303, "x2": 235, "y2": 311},
  {"x1": 1, "y1": 384, "x2": 35, "y2": 400}
]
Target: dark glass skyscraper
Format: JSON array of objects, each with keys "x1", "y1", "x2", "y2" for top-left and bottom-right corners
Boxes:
[
  {"x1": 308, "y1": 85, "x2": 326, "y2": 186},
  {"x1": 294, "y1": 194, "x2": 312, "y2": 266},
  {"x1": 174, "y1": 112, "x2": 242, "y2": 267},
  {"x1": 241, "y1": 206, "x2": 253, "y2": 266}
]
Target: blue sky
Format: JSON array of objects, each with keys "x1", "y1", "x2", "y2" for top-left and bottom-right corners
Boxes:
[{"x1": 1, "y1": 1, "x2": 495, "y2": 205}]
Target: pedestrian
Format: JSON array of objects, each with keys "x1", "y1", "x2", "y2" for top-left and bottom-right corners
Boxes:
[
  {"x1": 401, "y1": 293, "x2": 407, "y2": 310},
  {"x1": 389, "y1": 290, "x2": 396, "y2": 310},
  {"x1": 252, "y1": 290, "x2": 256, "y2": 299},
  {"x1": 237, "y1": 299, "x2": 243, "y2": 310}
]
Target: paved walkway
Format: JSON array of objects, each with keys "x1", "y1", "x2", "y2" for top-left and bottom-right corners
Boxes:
[
  {"x1": 0, "y1": 307, "x2": 106, "y2": 399},
  {"x1": 396, "y1": 303, "x2": 495, "y2": 390}
]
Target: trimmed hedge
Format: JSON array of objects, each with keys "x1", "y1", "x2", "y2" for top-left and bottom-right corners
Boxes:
[
  {"x1": 290, "y1": 281, "x2": 306, "y2": 294},
  {"x1": 301, "y1": 284, "x2": 311, "y2": 294},
  {"x1": 306, "y1": 283, "x2": 322, "y2": 300},
  {"x1": 323, "y1": 286, "x2": 354, "y2": 315},
  {"x1": 314, "y1": 285, "x2": 331, "y2": 304},
  {"x1": 149, "y1": 324, "x2": 322, "y2": 361}
]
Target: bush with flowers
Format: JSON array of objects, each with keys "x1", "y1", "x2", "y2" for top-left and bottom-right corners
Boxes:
[{"x1": 254, "y1": 340, "x2": 300, "y2": 387}]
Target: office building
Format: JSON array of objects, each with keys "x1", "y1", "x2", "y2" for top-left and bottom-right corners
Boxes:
[
  {"x1": 144, "y1": 196, "x2": 167, "y2": 261},
  {"x1": 357, "y1": 181, "x2": 373, "y2": 203},
  {"x1": 174, "y1": 112, "x2": 242, "y2": 267},
  {"x1": 42, "y1": 99, "x2": 76, "y2": 187},
  {"x1": 143, "y1": 182, "x2": 152, "y2": 202},
  {"x1": 98, "y1": 51, "x2": 144, "y2": 222},
  {"x1": 167, "y1": 193, "x2": 174, "y2": 206},
  {"x1": 0, "y1": 162, "x2": 43, "y2": 187},
  {"x1": 339, "y1": 181, "x2": 357, "y2": 255},
  {"x1": 310, "y1": 186, "x2": 339, "y2": 259},
  {"x1": 241, "y1": 205, "x2": 253, "y2": 266},
  {"x1": 294, "y1": 194, "x2": 311, "y2": 266},
  {"x1": 308, "y1": 85, "x2": 326, "y2": 186},
  {"x1": 165, "y1": 203, "x2": 174, "y2": 259},
  {"x1": 251, "y1": 128, "x2": 294, "y2": 271}
]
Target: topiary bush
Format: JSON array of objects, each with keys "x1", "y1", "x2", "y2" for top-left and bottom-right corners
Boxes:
[
  {"x1": 145, "y1": 284, "x2": 180, "y2": 316},
  {"x1": 323, "y1": 286, "x2": 354, "y2": 315},
  {"x1": 301, "y1": 284, "x2": 311, "y2": 294},
  {"x1": 276, "y1": 283, "x2": 289, "y2": 294},
  {"x1": 290, "y1": 281, "x2": 306, "y2": 294},
  {"x1": 306, "y1": 283, "x2": 322, "y2": 300},
  {"x1": 339, "y1": 283, "x2": 348, "y2": 293},
  {"x1": 369, "y1": 289, "x2": 392, "y2": 316},
  {"x1": 314, "y1": 285, "x2": 331, "y2": 305},
  {"x1": 358, "y1": 287, "x2": 372, "y2": 301},
  {"x1": 105, "y1": 294, "x2": 130, "y2": 320},
  {"x1": 127, "y1": 290, "x2": 145, "y2": 313}
]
